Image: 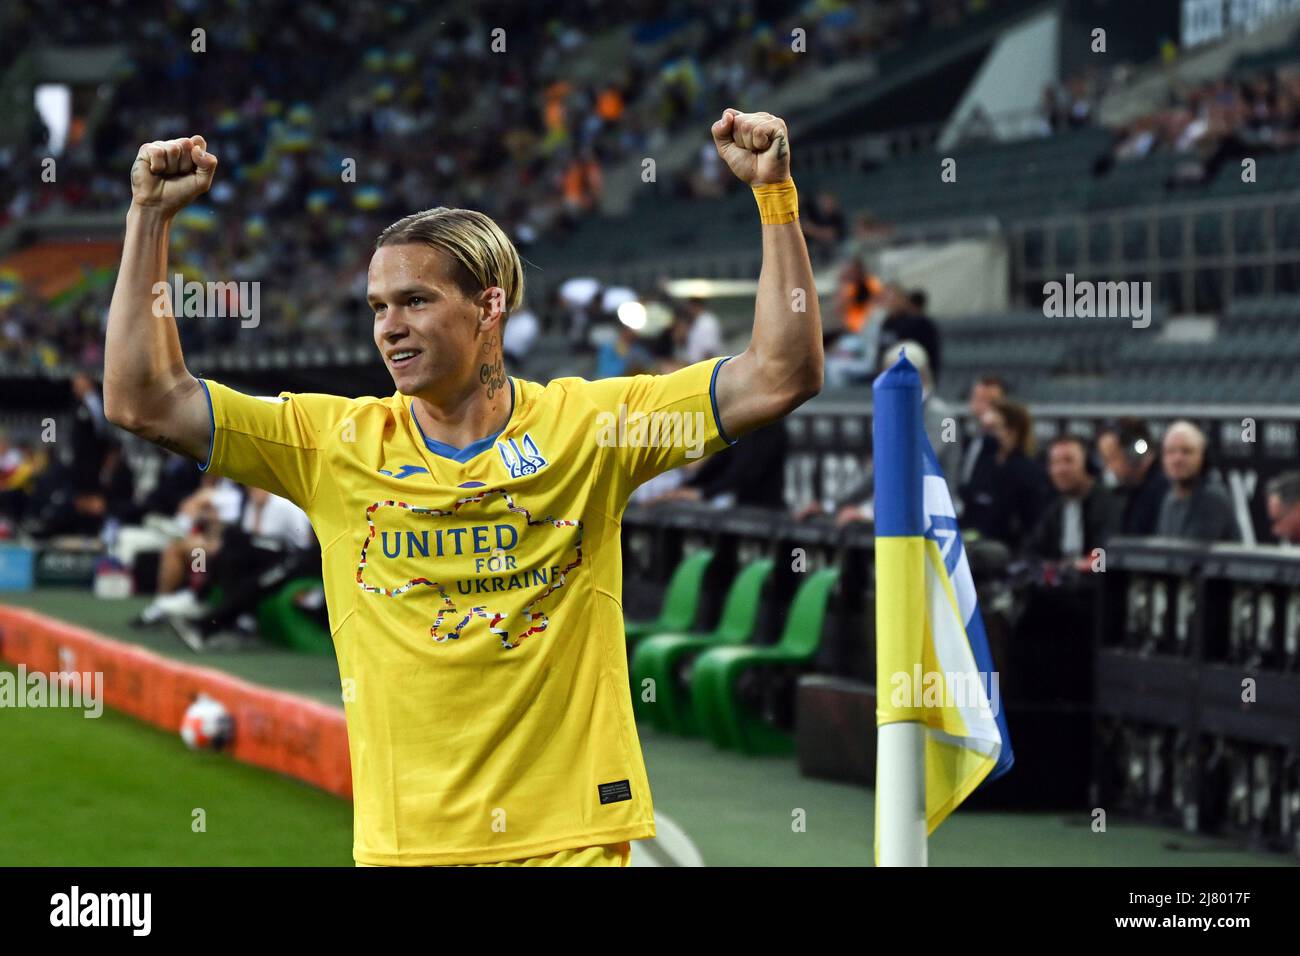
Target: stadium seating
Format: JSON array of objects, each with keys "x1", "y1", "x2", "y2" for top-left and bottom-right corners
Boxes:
[
  {"x1": 623, "y1": 548, "x2": 714, "y2": 654},
  {"x1": 631, "y1": 556, "x2": 774, "y2": 734},
  {"x1": 691, "y1": 566, "x2": 840, "y2": 755}
]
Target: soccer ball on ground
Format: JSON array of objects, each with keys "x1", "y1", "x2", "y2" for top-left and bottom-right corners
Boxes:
[{"x1": 180, "y1": 694, "x2": 235, "y2": 751}]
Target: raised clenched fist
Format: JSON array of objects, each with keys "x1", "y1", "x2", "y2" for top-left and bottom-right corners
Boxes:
[
  {"x1": 711, "y1": 109, "x2": 790, "y2": 185},
  {"x1": 130, "y1": 136, "x2": 218, "y2": 215}
]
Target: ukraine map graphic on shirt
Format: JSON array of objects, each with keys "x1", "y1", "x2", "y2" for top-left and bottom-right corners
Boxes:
[{"x1": 197, "y1": 356, "x2": 735, "y2": 865}]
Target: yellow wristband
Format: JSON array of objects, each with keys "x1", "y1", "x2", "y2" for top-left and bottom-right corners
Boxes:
[{"x1": 752, "y1": 178, "x2": 798, "y2": 225}]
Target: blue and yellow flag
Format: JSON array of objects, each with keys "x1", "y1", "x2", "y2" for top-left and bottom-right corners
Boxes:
[{"x1": 873, "y1": 355, "x2": 1013, "y2": 854}]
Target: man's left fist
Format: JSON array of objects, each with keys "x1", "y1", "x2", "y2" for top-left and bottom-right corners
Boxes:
[{"x1": 711, "y1": 109, "x2": 790, "y2": 185}]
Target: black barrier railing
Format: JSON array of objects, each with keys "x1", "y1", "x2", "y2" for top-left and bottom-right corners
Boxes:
[
  {"x1": 622, "y1": 509, "x2": 1300, "y2": 852},
  {"x1": 1094, "y1": 538, "x2": 1300, "y2": 854}
]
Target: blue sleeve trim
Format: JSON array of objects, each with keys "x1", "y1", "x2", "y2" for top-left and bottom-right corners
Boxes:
[
  {"x1": 197, "y1": 378, "x2": 216, "y2": 472},
  {"x1": 709, "y1": 355, "x2": 738, "y2": 446}
]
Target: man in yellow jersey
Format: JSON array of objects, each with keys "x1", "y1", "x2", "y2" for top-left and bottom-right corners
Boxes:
[{"x1": 103, "y1": 108, "x2": 822, "y2": 866}]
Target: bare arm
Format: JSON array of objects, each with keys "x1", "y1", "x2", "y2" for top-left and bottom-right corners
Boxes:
[
  {"x1": 709, "y1": 110, "x2": 823, "y2": 439},
  {"x1": 103, "y1": 136, "x2": 219, "y2": 461}
]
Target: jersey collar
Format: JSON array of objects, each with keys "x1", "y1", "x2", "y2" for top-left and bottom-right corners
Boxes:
[{"x1": 409, "y1": 378, "x2": 516, "y2": 463}]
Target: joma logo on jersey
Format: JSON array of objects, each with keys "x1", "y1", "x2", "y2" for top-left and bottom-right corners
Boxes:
[
  {"x1": 378, "y1": 464, "x2": 430, "y2": 480},
  {"x1": 497, "y1": 434, "x2": 547, "y2": 478}
]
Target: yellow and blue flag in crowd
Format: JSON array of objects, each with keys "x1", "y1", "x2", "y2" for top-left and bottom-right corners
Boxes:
[{"x1": 873, "y1": 354, "x2": 1014, "y2": 840}]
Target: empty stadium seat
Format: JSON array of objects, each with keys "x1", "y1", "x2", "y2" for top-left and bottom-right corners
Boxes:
[
  {"x1": 623, "y1": 548, "x2": 714, "y2": 654},
  {"x1": 690, "y1": 566, "x2": 840, "y2": 755},
  {"x1": 631, "y1": 556, "x2": 775, "y2": 735}
]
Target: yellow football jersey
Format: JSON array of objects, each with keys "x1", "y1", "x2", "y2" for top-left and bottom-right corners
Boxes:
[{"x1": 198, "y1": 356, "x2": 734, "y2": 865}]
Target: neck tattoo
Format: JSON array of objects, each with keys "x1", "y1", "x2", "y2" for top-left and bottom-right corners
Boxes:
[{"x1": 479, "y1": 353, "x2": 507, "y2": 400}]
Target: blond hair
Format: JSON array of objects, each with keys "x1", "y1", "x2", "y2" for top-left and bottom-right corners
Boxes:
[{"x1": 375, "y1": 207, "x2": 524, "y2": 319}]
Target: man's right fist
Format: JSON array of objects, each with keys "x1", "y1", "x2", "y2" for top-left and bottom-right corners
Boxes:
[{"x1": 130, "y1": 136, "x2": 218, "y2": 215}]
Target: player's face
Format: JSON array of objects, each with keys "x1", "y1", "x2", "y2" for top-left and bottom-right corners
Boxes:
[{"x1": 368, "y1": 244, "x2": 486, "y2": 396}]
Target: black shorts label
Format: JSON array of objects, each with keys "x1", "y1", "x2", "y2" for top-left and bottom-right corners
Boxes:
[{"x1": 597, "y1": 779, "x2": 632, "y2": 805}]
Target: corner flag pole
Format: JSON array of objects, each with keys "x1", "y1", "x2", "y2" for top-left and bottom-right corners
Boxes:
[
  {"x1": 872, "y1": 355, "x2": 928, "y2": 866},
  {"x1": 877, "y1": 724, "x2": 927, "y2": 865}
]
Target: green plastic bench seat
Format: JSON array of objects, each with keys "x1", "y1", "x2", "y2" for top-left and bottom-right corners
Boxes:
[
  {"x1": 624, "y1": 548, "x2": 714, "y2": 654},
  {"x1": 631, "y1": 557, "x2": 774, "y2": 735},
  {"x1": 691, "y1": 566, "x2": 840, "y2": 755}
]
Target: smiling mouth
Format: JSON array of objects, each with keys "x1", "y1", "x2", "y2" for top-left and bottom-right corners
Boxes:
[{"x1": 389, "y1": 349, "x2": 422, "y2": 370}]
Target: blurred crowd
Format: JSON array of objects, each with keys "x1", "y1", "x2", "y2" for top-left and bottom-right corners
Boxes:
[
  {"x1": 1034, "y1": 62, "x2": 1300, "y2": 184},
  {"x1": 651, "y1": 339, "x2": 1300, "y2": 562},
  {"x1": 1100, "y1": 66, "x2": 1300, "y2": 187},
  {"x1": 0, "y1": 370, "x2": 322, "y2": 650},
  {"x1": 0, "y1": 0, "x2": 1010, "y2": 371}
]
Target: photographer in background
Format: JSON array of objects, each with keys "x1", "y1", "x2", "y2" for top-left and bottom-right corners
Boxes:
[
  {"x1": 1096, "y1": 417, "x2": 1168, "y2": 536},
  {"x1": 1155, "y1": 420, "x2": 1241, "y2": 543},
  {"x1": 168, "y1": 485, "x2": 318, "y2": 652},
  {"x1": 1266, "y1": 470, "x2": 1300, "y2": 546},
  {"x1": 964, "y1": 399, "x2": 1050, "y2": 551},
  {"x1": 1026, "y1": 435, "x2": 1120, "y2": 569}
]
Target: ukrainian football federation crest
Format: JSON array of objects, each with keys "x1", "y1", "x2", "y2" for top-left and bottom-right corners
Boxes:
[{"x1": 497, "y1": 433, "x2": 547, "y2": 478}]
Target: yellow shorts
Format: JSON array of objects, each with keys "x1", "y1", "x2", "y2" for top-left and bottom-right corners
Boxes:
[{"x1": 356, "y1": 841, "x2": 631, "y2": 868}]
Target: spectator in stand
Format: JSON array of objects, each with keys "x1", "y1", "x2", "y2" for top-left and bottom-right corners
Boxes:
[
  {"x1": 876, "y1": 286, "x2": 942, "y2": 385},
  {"x1": 133, "y1": 475, "x2": 245, "y2": 626},
  {"x1": 965, "y1": 399, "x2": 1050, "y2": 551},
  {"x1": 1096, "y1": 418, "x2": 1168, "y2": 536},
  {"x1": 556, "y1": 276, "x2": 602, "y2": 352},
  {"x1": 678, "y1": 296, "x2": 724, "y2": 365},
  {"x1": 837, "y1": 259, "x2": 878, "y2": 336},
  {"x1": 560, "y1": 147, "x2": 604, "y2": 221},
  {"x1": 0, "y1": 438, "x2": 48, "y2": 534},
  {"x1": 594, "y1": 321, "x2": 655, "y2": 378},
  {"x1": 1266, "y1": 471, "x2": 1300, "y2": 546},
  {"x1": 847, "y1": 210, "x2": 893, "y2": 263},
  {"x1": 0, "y1": 429, "x2": 21, "y2": 483},
  {"x1": 502, "y1": 302, "x2": 541, "y2": 370},
  {"x1": 801, "y1": 190, "x2": 847, "y2": 261},
  {"x1": 1154, "y1": 420, "x2": 1240, "y2": 542},
  {"x1": 646, "y1": 420, "x2": 788, "y2": 511},
  {"x1": 81, "y1": 439, "x2": 137, "y2": 530},
  {"x1": 69, "y1": 371, "x2": 110, "y2": 496},
  {"x1": 168, "y1": 486, "x2": 318, "y2": 652},
  {"x1": 823, "y1": 260, "x2": 884, "y2": 386},
  {"x1": 1026, "y1": 434, "x2": 1120, "y2": 567},
  {"x1": 958, "y1": 375, "x2": 1007, "y2": 520}
]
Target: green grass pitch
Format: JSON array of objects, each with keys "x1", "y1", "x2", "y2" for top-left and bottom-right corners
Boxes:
[{"x1": 0, "y1": 666, "x2": 353, "y2": 866}]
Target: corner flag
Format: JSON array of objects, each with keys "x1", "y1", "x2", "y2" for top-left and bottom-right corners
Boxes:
[{"x1": 873, "y1": 354, "x2": 1013, "y2": 866}]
